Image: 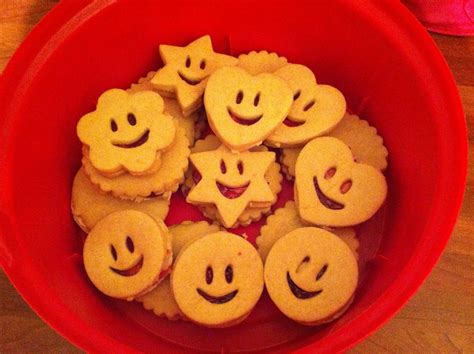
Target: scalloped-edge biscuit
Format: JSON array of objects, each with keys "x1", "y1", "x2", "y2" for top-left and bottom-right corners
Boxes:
[
  {"x1": 280, "y1": 113, "x2": 388, "y2": 178},
  {"x1": 83, "y1": 125, "x2": 190, "y2": 200},
  {"x1": 256, "y1": 201, "x2": 358, "y2": 261},
  {"x1": 71, "y1": 168, "x2": 169, "y2": 233},
  {"x1": 326, "y1": 112, "x2": 388, "y2": 171},
  {"x1": 237, "y1": 50, "x2": 288, "y2": 75}
]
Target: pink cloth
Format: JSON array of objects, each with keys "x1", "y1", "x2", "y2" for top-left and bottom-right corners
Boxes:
[{"x1": 403, "y1": 0, "x2": 474, "y2": 36}]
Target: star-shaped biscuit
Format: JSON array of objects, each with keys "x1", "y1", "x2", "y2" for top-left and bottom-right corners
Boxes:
[
  {"x1": 187, "y1": 145, "x2": 276, "y2": 228},
  {"x1": 151, "y1": 35, "x2": 238, "y2": 116}
]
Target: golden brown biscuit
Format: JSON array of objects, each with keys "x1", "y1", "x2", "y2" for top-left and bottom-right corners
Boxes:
[
  {"x1": 295, "y1": 137, "x2": 387, "y2": 226},
  {"x1": 83, "y1": 125, "x2": 190, "y2": 200},
  {"x1": 256, "y1": 201, "x2": 358, "y2": 261},
  {"x1": 280, "y1": 113, "x2": 389, "y2": 179},
  {"x1": 169, "y1": 220, "x2": 221, "y2": 257},
  {"x1": 264, "y1": 227, "x2": 358, "y2": 325},
  {"x1": 327, "y1": 112, "x2": 388, "y2": 171},
  {"x1": 171, "y1": 232, "x2": 264, "y2": 327},
  {"x1": 151, "y1": 35, "x2": 238, "y2": 116},
  {"x1": 135, "y1": 221, "x2": 220, "y2": 320},
  {"x1": 204, "y1": 66, "x2": 293, "y2": 151},
  {"x1": 237, "y1": 50, "x2": 288, "y2": 75},
  {"x1": 186, "y1": 144, "x2": 276, "y2": 228},
  {"x1": 77, "y1": 89, "x2": 176, "y2": 176},
  {"x1": 83, "y1": 210, "x2": 172, "y2": 301},
  {"x1": 183, "y1": 135, "x2": 282, "y2": 228},
  {"x1": 266, "y1": 64, "x2": 346, "y2": 147},
  {"x1": 71, "y1": 168, "x2": 169, "y2": 232}
]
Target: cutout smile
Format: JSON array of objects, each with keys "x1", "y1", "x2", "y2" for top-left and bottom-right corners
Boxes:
[
  {"x1": 216, "y1": 181, "x2": 250, "y2": 199},
  {"x1": 287, "y1": 272, "x2": 323, "y2": 299},
  {"x1": 178, "y1": 72, "x2": 205, "y2": 86},
  {"x1": 313, "y1": 176, "x2": 345, "y2": 210},
  {"x1": 283, "y1": 117, "x2": 305, "y2": 127},
  {"x1": 197, "y1": 288, "x2": 239, "y2": 304},
  {"x1": 227, "y1": 108, "x2": 263, "y2": 126},
  {"x1": 113, "y1": 129, "x2": 150, "y2": 149},
  {"x1": 110, "y1": 255, "x2": 144, "y2": 277}
]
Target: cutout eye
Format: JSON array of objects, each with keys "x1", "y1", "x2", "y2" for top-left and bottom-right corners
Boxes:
[
  {"x1": 200, "y1": 59, "x2": 206, "y2": 70},
  {"x1": 126, "y1": 236, "x2": 134, "y2": 253},
  {"x1": 185, "y1": 56, "x2": 191, "y2": 68},
  {"x1": 206, "y1": 266, "x2": 213, "y2": 284},
  {"x1": 237, "y1": 161, "x2": 244, "y2": 175},
  {"x1": 220, "y1": 159, "x2": 227, "y2": 174},
  {"x1": 303, "y1": 100, "x2": 315, "y2": 111},
  {"x1": 127, "y1": 113, "x2": 136, "y2": 126},
  {"x1": 296, "y1": 256, "x2": 311, "y2": 273},
  {"x1": 340, "y1": 180, "x2": 353, "y2": 194},
  {"x1": 110, "y1": 245, "x2": 118, "y2": 261},
  {"x1": 316, "y1": 264, "x2": 328, "y2": 281},
  {"x1": 293, "y1": 90, "x2": 301, "y2": 101},
  {"x1": 225, "y1": 265, "x2": 233, "y2": 283},
  {"x1": 253, "y1": 92, "x2": 260, "y2": 106},
  {"x1": 324, "y1": 167, "x2": 337, "y2": 179},
  {"x1": 110, "y1": 119, "x2": 118, "y2": 132},
  {"x1": 236, "y1": 91, "x2": 244, "y2": 104}
]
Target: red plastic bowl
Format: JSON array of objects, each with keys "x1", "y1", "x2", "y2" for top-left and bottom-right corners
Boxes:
[{"x1": 0, "y1": 0, "x2": 467, "y2": 352}]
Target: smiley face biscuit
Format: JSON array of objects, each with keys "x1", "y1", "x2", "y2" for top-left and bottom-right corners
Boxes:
[
  {"x1": 266, "y1": 64, "x2": 346, "y2": 147},
  {"x1": 135, "y1": 221, "x2": 220, "y2": 320},
  {"x1": 77, "y1": 89, "x2": 176, "y2": 176},
  {"x1": 151, "y1": 35, "x2": 238, "y2": 116},
  {"x1": 237, "y1": 50, "x2": 288, "y2": 75},
  {"x1": 264, "y1": 227, "x2": 358, "y2": 325},
  {"x1": 128, "y1": 72, "x2": 199, "y2": 145},
  {"x1": 295, "y1": 137, "x2": 387, "y2": 227},
  {"x1": 171, "y1": 232, "x2": 264, "y2": 327},
  {"x1": 186, "y1": 144, "x2": 276, "y2": 228},
  {"x1": 83, "y1": 210, "x2": 172, "y2": 300},
  {"x1": 327, "y1": 112, "x2": 388, "y2": 171},
  {"x1": 71, "y1": 168, "x2": 169, "y2": 233},
  {"x1": 204, "y1": 66, "x2": 293, "y2": 151},
  {"x1": 83, "y1": 125, "x2": 190, "y2": 200},
  {"x1": 183, "y1": 135, "x2": 282, "y2": 227},
  {"x1": 256, "y1": 201, "x2": 358, "y2": 261}
]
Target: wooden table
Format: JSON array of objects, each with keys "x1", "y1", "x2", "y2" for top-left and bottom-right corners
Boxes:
[{"x1": 0, "y1": 2, "x2": 473, "y2": 352}]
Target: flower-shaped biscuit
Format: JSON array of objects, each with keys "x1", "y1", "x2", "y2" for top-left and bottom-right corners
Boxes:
[{"x1": 77, "y1": 89, "x2": 176, "y2": 175}]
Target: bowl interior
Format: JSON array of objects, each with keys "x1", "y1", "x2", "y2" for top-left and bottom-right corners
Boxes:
[{"x1": 0, "y1": 0, "x2": 465, "y2": 352}]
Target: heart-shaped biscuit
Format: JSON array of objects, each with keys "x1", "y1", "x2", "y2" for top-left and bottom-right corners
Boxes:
[
  {"x1": 204, "y1": 66, "x2": 293, "y2": 152},
  {"x1": 295, "y1": 137, "x2": 387, "y2": 226},
  {"x1": 266, "y1": 64, "x2": 346, "y2": 147}
]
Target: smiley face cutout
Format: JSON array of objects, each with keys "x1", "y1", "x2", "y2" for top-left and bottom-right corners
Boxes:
[
  {"x1": 295, "y1": 137, "x2": 387, "y2": 227},
  {"x1": 204, "y1": 66, "x2": 293, "y2": 151},
  {"x1": 172, "y1": 232, "x2": 264, "y2": 327},
  {"x1": 77, "y1": 89, "x2": 176, "y2": 176},
  {"x1": 266, "y1": 64, "x2": 346, "y2": 147},
  {"x1": 186, "y1": 145, "x2": 276, "y2": 227},
  {"x1": 151, "y1": 35, "x2": 238, "y2": 116},
  {"x1": 83, "y1": 210, "x2": 172, "y2": 300},
  {"x1": 264, "y1": 227, "x2": 358, "y2": 325}
]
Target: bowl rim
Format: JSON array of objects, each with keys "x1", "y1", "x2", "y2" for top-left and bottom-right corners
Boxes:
[{"x1": 0, "y1": 0, "x2": 467, "y2": 353}]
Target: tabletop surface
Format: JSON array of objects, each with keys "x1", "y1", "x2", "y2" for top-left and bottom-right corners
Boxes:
[{"x1": 0, "y1": 1, "x2": 473, "y2": 353}]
